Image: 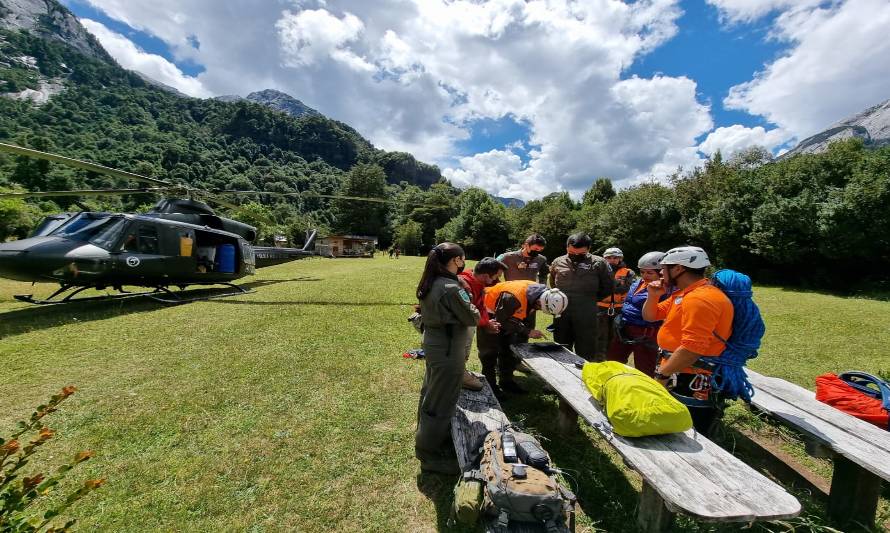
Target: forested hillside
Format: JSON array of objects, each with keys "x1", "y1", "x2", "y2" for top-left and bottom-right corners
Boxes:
[
  {"x1": 0, "y1": 24, "x2": 442, "y2": 244},
  {"x1": 1, "y1": 5, "x2": 889, "y2": 290}
]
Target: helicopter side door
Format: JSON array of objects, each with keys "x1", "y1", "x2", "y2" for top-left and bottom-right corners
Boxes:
[{"x1": 114, "y1": 222, "x2": 171, "y2": 280}]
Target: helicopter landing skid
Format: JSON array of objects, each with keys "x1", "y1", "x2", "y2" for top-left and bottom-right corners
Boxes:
[
  {"x1": 145, "y1": 283, "x2": 255, "y2": 305},
  {"x1": 14, "y1": 285, "x2": 160, "y2": 305}
]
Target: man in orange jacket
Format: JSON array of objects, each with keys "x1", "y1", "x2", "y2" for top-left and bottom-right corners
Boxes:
[
  {"x1": 478, "y1": 280, "x2": 568, "y2": 396},
  {"x1": 641, "y1": 246, "x2": 733, "y2": 435}
]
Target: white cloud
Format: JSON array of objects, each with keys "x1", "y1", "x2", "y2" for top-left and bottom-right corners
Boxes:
[
  {"x1": 698, "y1": 124, "x2": 792, "y2": 157},
  {"x1": 722, "y1": 0, "x2": 890, "y2": 139},
  {"x1": 80, "y1": 19, "x2": 210, "y2": 97},
  {"x1": 705, "y1": 0, "x2": 824, "y2": 23},
  {"x1": 77, "y1": 0, "x2": 723, "y2": 200}
]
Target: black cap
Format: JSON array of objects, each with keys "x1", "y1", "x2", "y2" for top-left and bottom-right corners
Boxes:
[{"x1": 474, "y1": 257, "x2": 508, "y2": 276}]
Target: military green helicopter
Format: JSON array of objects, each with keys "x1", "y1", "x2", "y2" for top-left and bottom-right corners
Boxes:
[{"x1": 0, "y1": 142, "x2": 390, "y2": 304}]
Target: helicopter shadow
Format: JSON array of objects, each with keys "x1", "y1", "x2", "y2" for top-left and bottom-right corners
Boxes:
[{"x1": 0, "y1": 278, "x2": 319, "y2": 340}]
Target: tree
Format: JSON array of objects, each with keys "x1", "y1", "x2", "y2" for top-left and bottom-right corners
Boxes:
[
  {"x1": 0, "y1": 197, "x2": 39, "y2": 241},
  {"x1": 435, "y1": 188, "x2": 511, "y2": 258},
  {"x1": 582, "y1": 178, "x2": 616, "y2": 206},
  {"x1": 394, "y1": 220, "x2": 423, "y2": 255},
  {"x1": 333, "y1": 163, "x2": 391, "y2": 242}
]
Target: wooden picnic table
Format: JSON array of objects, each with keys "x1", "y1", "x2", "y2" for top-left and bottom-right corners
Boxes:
[
  {"x1": 746, "y1": 369, "x2": 890, "y2": 529},
  {"x1": 511, "y1": 342, "x2": 801, "y2": 532}
]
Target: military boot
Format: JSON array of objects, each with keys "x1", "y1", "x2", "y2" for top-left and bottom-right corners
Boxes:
[{"x1": 462, "y1": 370, "x2": 483, "y2": 391}]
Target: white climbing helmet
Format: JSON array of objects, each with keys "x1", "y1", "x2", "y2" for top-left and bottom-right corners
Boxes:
[
  {"x1": 638, "y1": 251, "x2": 666, "y2": 271},
  {"x1": 603, "y1": 247, "x2": 623, "y2": 258},
  {"x1": 660, "y1": 246, "x2": 711, "y2": 269},
  {"x1": 540, "y1": 288, "x2": 568, "y2": 318}
]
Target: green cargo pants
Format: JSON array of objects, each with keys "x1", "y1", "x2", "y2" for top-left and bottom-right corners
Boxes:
[
  {"x1": 415, "y1": 325, "x2": 468, "y2": 468},
  {"x1": 554, "y1": 301, "x2": 601, "y2": 361}
]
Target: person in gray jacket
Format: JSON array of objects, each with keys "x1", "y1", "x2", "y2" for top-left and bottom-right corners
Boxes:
[
  {"x1": 549, "y1": 233, "x2": 613, "y2": 360},
  {"x1": 414, "y1": 242, "x2": 480, "y2": 474}
]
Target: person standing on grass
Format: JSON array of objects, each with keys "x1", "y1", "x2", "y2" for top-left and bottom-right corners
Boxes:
[
  {"x1": 641, "y1": 246, "x2": 733, "y2": 436},
  {"x1": 498, "y1": 233, "x2": 549, "y2": 284},
  {"x1": 414, "y1": 242, "x2": 480, "y2": 474},
  {"x1": 607, "y1": 251, "x2": 671, "y2": 377},
  {"x1": 549, "y1": 233, "x2": 613, "y2": 361},
  {"x1": 457, "y1": 257, "x2": 508, "y2": 391},
  {"x1": 595, "y1": 247, "x2": 636, "y2": 357}
]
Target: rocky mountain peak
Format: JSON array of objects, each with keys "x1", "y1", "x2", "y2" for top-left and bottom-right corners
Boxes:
[
  {"x1": 245, "y1": 89, "x2": 320, "y2": 119},
  {"x1": 0, "y1": 0, "x2": 111, "y2": 62},
  {"x1": 783, "y1": 97, "x2": 890, "y2": 158}
]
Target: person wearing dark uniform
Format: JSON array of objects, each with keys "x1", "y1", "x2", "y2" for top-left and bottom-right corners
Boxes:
[
  {"x1": 478, "y1": 280, "x2": 567, "y2": 395},
  {"x1": 415, "y1": 242, "x2": 480, "y2": 474},
  {"x1": 549, "y1": 233, "x2": 613, "y2": 361},
  {"x1": 595, "y1": 247, "x2": 636, "y2": 358},
  {"x1": 497, "y1": 233, "x2": 549, "y2": 284}
]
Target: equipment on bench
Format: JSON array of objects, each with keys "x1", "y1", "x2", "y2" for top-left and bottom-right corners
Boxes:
[
  {"x1": 478, "y1": 430, "x2": 575, "y2": 532},
  {"x1": 815, "y1": 371, "x2": 890, "y2": 430},
  {"x1": 582, "y1": 361, "x2": 692, "y2": 437}
]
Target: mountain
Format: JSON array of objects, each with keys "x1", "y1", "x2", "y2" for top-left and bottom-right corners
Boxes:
[
  {"x1": 0, "y1": 0, "x2": 111, "y2": 61},
  {"x1": 214, "y1": 89, "x2": 320, "y2": 119},
  {"x1": 0, "y1": 0, "x2": 447, "y2": 198},
  {"x1": 494, "y1": 196, "x2": 525, "y2": 208},
  {"x1": 134, "y1": 71, "x2": 188, "y2": 98},
  {"x1": 783, "y1": 97, "x2": 890, "y2": 158}
]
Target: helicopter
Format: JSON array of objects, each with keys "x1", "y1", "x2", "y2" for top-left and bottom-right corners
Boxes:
[{"x1": 0, "y1": 142, "x2": 394, "y2": 304}]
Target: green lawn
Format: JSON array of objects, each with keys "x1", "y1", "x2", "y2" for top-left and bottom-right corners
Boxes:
[{"x1": 1, "y1": 256, "x2": 887, "y2": 532}]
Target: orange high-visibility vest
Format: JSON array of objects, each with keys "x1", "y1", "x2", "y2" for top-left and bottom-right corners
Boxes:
[
  {"x1": 598, "y1": 267, "x2": 631, "y2": 309},
  {"x1": 484, "y1": 280, "x2": 535, "y2": 320}
]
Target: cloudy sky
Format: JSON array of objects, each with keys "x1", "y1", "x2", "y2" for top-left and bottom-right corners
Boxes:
[{"x1": 63, "y1": 0, "x2": 890, "y2": 200}]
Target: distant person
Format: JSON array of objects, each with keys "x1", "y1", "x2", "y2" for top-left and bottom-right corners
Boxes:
[
  {"x1": 479, "y1": 280, "x2": 568, "y2": 396},
  {"x1": 642, "y1": 246, "x2": 733, "y2": 436},
  {"x1": 498, "y1": 233, "x2": 549, "y2": 283},
  {"x1": 607, "y1": 251, "x2": 671, "y2": 377},
  {"x1": 596, "y1": 247, "x2": 636, "y2": 358},
  {"x1": 549, "y1": 233, "x2": 613, "y2": 361},
  {"x1": 394, "y1": 246, "x2": 401, "y2": 259},
  {"x1": 388, "y1": 247, "x2": 395, "y2": 259},
  {"x1": 414, "y1": 242, "x2": 480, "y2": 474},
  {"x1": 458, "y1": 257, "x2": 508, "y2": 391}
]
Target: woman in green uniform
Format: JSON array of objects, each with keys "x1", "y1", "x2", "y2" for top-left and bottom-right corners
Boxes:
[{"x1": 415, "y1": 242, "x2": 480, "y2": 474}]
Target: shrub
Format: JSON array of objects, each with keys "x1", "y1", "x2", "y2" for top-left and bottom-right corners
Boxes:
[{"x1": 0, "y1": 387, "x2": 104, "y2": 533}]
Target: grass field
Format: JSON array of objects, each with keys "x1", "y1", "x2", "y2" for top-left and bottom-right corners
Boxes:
[{"x1": 1, "y1": 256, "x2": 888, "y2": 532}]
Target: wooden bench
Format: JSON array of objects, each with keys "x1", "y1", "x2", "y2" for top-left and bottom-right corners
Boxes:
[
  {"x1": 746, "y1": 369, "x2": 890, "y2": 530},
  {"x1": 511, "y1": 343, "x2": 801, "y2": 532}
]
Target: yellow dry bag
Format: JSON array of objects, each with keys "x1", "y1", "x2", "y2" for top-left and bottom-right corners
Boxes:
[{"x1": 581, "y1": 361, "x2": 693, "y2": 437}]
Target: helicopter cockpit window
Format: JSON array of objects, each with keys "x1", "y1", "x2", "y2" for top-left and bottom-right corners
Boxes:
[{"x1": 55, "y1": 215, "x2": 126, "y2": 250}]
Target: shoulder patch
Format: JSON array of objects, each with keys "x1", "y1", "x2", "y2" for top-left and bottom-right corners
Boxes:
[{"x1": 459, "y1": 289, "x2": 471, "y2": 303}]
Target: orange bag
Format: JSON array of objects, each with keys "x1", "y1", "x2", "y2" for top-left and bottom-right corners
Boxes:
[{"x1": 815, "y1": 373, "x2": 889, "y2": 430}]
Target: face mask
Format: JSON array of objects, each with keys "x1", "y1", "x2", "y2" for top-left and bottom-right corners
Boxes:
[
  {"x1": 456, "y1": 262, "x2": 465, "y2": 274},
  {"x1": 569, "y1": 253, "x2": 586, "y2": 262},
  {"x1": 527, "y1": 250, "x2": 540, "y2": 258}
]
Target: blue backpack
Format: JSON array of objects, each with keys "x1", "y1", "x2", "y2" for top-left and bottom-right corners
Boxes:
[{"x1": 700, "y1": 269, "x2": 765, "y2": 402}]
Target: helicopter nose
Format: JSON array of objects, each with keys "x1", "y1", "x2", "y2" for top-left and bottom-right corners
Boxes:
[{"x1": 0, "y1": 246, "x2": 33, "y2": 282}]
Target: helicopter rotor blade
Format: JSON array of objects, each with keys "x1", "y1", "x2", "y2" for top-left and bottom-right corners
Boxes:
[
  {"x1": 213, "y1": 189, "x2": 401, "y2": 205},
  {"x1": 0, "y1": 142, "x2": 174, "y2": 188},
  {"x1": 0, "y1": 188, "x2": 169, "y2": 199}
]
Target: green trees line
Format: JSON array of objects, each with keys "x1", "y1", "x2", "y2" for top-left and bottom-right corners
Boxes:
[{"x1": 2, "y1": 27, "x2": 889, "y2": 289}]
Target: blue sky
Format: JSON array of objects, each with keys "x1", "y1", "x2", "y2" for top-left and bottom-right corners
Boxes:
[{"x1": 61, "y1": 0, "x2": 890, "y2": 199}]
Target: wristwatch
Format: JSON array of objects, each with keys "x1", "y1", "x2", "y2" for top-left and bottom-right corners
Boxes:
[{"x1": 653, "y1": 370, "x2": 669, "y2": 381}]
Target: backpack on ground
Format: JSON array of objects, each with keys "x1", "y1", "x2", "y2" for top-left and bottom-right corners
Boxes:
[
  {"x1": 478, "y1": 430, "x2": 575, "y2": 532},
  {"x1": 581, "y1": 361, "x2": 693, "y2": 437},
  {"x1": 816, "y1": 372, "x2": 890, "y2": 430},
  {"x1": 699, "y1": 269, "x2": 766, "y2": 402}
]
